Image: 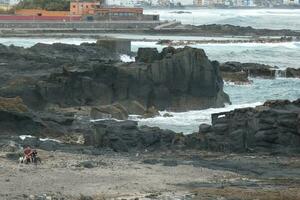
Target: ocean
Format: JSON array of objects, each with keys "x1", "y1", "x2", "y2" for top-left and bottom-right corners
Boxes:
[
  {"x1": 144, "y1": 8, "x2": 300, "y2": 30},
  {"x1": 1, "y1": 9, "x2": 300, "y2": 134}
]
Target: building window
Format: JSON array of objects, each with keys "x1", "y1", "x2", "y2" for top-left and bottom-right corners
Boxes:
[
  {"x1": 73, "y1": 5, "x2": 76, "y2": 8},
  {"x1": 86, "y1": 5, "x2": 89, "y2": 8}
]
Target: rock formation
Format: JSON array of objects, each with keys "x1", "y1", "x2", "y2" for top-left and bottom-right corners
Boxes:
[
  {"x1": 88, "y1": 120, "x2": 180, "y2": 152},
  {"x1": 189, "y1": 98, "x2": 300, "y2": 154},
  {"x1": 0, "y1": 43, "x2": 230, "y2": 112},
  {"x1": 220, "y1": 62, "x2": 277, "y2": 84},
  {"x1": 286, "y1": 67, "x2": 300, "y2": 78},
  {"x1": 0, "y1": 97, "x2": 45, "y2": 136}
]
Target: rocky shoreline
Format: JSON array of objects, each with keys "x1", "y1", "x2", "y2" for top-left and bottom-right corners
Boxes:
[
  {"x1": 1, "y1": 23, "x2": 300, "y2": 39},
  {"x1": 0, "y1": 40, "x2": 299, "y2": 153},
  {"x1": 0, "y1": 40, "x2": 299, "y2": 199}
]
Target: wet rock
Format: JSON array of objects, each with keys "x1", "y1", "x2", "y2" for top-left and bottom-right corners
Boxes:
[
  {"x1": 163, "y1": 113, "x2": 173, "y2": 117},
  {"x1": 286, "y1": 67, "x2": 300, "y2": 78},
  {"x1": 220, "y1": 62, "x2": 277, "y2": 83},
  {"x1": 221, "y1": 71, "x2": 250, "y2": 84}
]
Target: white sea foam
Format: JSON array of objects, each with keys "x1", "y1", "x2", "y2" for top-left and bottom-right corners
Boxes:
[
  {"x1": 19, "y1": 135, "x2": 34, "y2": 140},
  {"x1": 19, "y1": 135, "x2": 61, "y2": 143},
  {"x1": 120, "y1": 54, "x2": 135, "y2": 62},
  {"x1": 130, "y1": 102, "x2": 262, "y2": 134}
]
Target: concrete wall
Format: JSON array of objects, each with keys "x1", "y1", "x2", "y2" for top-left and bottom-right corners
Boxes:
[
  {"x1": 0, "y1": 21, "x2": 161, "y2": 30},
  {"x1": 96, "y1": 39, "x2": 131, "y2": 54}
]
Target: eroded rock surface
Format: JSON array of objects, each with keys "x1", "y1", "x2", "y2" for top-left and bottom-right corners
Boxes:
[
  {"x1": 190, "y1": 98, "x2": 300, "y2": 154},
  {"x1": 0, "y1": 44, "x2": 230, "y2": 112}
]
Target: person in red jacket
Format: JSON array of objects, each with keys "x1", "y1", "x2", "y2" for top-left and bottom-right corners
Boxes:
[{"x1": 23, "y1": 146, "x2": 33, "y2": 163}]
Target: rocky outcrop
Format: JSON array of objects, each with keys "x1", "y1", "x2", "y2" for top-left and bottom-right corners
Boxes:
[
  {"x1": 156, "y1": 24, "x2": 300, "y2": 37},
  {"x1": 0, "y1": 43, "x2": 229, "y2": 112},
  {"x1": 32, "y1": 46, "x2": 230, "y2": 111},
  {"x1": 0, "y1": 42, "x2": 121, "y2": 109},
  {"x1": 88, "y1": 120, "x2": 181, "y2": 152},
  {"x1": 286, "y1": 67, "x2": 300, "y2": 78},
  {"x1": 0, "y1": 97, "x2": 45, "y2": 136},
  {"x1": 220, "y1": 62, "x2": 277, "y2": 84},
  {"x1": 131, "y1": 47, "x2": 230, "y2": 110},
  {"x1": 190, "y1": 98, "x2": 300, "y2": 154}
]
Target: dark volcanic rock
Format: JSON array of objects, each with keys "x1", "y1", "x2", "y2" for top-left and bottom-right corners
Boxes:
[
  {"x1": 194, "y1": 98, "x2": 300, "y2": 154},
  {"x1": 191, "y1": 24, "x2": 300, "y2": 37},
  {"x1": 0, "y1": 96, "x2": 45, "y2": 136},
  {"x1": 286, "y1": 67, "x2": 300, "y2": 78},
  {"x1": 0, "y1": 42, "x2": 120, "y2": 109},
  {"x1": 220, "y1": 62, "x2": 277, "y2": 83},
  {"x1": 0, "y1": 43, "x2": 229, "y2": 112},
  {"x1": 33, "y1": 46, "x2": 230, "y2": 111},
  {"x1": 89, "y1": 120, "x2": 181, "y2": 152}
]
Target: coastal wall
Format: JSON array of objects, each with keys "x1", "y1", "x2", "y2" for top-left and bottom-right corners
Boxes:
[
  {"x1": 0, "y1": 21, "x2": 161, "y2": 30},
  {"x1": 0, "y1": 15, "x2": 81, "y2": 21}
]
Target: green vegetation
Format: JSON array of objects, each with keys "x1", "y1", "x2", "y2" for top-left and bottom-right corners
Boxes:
[{"x1": 16, "y1": 0, "x2": 71, "y2": 11}]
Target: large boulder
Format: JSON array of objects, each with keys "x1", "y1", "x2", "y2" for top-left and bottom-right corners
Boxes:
[{"x1": 89, "y1": 120, "x2": 179, "y2": 152}]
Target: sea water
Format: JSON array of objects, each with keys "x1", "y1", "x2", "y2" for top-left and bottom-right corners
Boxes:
[
  {"x1": 144, "y1": 8, "x2": 300, "y2": 30},
  {"x1": 131, "y1": 41, "x2": 300, "y2": 69}
]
